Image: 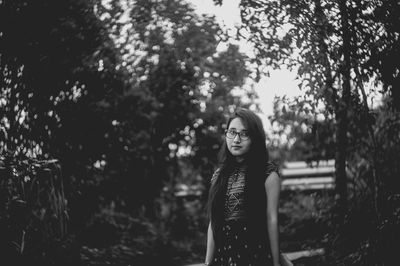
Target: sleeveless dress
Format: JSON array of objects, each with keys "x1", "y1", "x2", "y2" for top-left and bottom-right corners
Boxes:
[{"x1": 210, "y1": 162, "x2": 279, "y2": 266}]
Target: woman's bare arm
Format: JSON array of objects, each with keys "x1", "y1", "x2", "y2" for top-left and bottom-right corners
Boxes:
[{"x1": 265, "y1": 171, "x2": 281, "y2": 266}]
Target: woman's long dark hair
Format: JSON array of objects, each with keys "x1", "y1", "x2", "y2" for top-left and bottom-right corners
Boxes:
[{"x1": 207, "y1": 108, "x2": 269, "y2": 244}]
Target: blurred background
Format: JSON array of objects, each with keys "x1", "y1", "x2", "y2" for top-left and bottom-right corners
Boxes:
[{"x1": 1, "y1": 0, "x2": 399, "y2": 265}]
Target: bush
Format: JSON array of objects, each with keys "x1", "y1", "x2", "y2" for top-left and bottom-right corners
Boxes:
[
  {"x1": 0, "y1": 151, "x2": 74, "y2": 265},
  {"x1": 322, "y1": 105, "x2": 400, "y2": 265}
]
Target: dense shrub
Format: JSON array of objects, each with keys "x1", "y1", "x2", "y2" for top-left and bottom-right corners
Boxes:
[
  {"x1": 0, "y1": 151, "x2": 75, "y2": 265},
  {"x1": 321, "y1": 105, "x2": 400, "y2": 265}
]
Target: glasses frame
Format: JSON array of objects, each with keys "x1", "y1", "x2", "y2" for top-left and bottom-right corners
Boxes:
[{"x1": 224, "y1": 129, "x2": 250, "y2": 140}]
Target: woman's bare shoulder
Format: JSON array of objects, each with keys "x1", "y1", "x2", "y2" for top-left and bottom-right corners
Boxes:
[{"x1": 266, "y1": 161, "x2": 280, "y2": 178}]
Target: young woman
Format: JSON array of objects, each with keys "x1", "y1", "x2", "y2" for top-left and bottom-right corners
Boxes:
[{"x1": 205, "y1": 108, "x2": 281, "y2": 266}]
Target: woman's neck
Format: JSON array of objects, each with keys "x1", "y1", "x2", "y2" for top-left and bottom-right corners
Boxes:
[{"x1": 235, "y1": 156, "x2": 245, "y2": 163}]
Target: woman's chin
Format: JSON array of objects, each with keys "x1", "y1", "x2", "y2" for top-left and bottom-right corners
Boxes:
[{"x1": 231, "y1": 151, "x2": 245, "y2": 157}]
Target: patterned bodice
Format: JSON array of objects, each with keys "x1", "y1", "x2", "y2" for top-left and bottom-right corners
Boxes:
[
  {"x1": 211, "y1": 162, "x2": 280, "y2": 222},
  {"x1": 224, "y1": 164, "x2": 247, "y2": 221}
]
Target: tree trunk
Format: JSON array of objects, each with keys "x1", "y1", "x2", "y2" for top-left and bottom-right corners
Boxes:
[{"x1": 336, "y1": 0, "x2": 352, "y2": 219}]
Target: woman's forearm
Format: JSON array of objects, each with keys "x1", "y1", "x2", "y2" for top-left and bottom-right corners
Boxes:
[
  {"x1": 205, "y1": 222, "x2": 215, "y2": 265},
  {"x1": 265, "y1": 172, "x2": 281, "y2": 266},
  {"x1": 267, "y1": 217, "x2": 280, "y2": 265}
]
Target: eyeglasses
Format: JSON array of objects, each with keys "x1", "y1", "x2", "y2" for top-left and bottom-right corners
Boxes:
[{"x1": 225, "y1": 129, "x2": 250, "y2": 140}]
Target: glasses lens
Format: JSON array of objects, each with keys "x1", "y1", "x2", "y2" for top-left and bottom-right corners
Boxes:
[
  {"x1": 226, "y1": 130, "x2": 236, "y2": 139},
  {"x1": 240, "y1": 132, "x2": 249, "y2": 140},
  {"x1": 226, "y1": 130, "x2": 250, "y2": 140}
]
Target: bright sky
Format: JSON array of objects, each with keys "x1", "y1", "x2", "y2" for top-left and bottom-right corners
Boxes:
[{"x1": 190, "y1": 0, "x2": 303, "y2": 120}]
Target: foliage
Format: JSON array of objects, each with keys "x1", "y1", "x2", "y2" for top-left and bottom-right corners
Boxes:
[
  {"x1": 365, "y1": 1, "x2": 400, "y2": 109},
  {"x1": 0, "y1": 0, "x2": 123, "y2": 162},
  {"x1": 1, "y1": 0, "x2": 258, "y2": 263},
  {"x1": 91, "y1": 0, "x2": 257, "y2": 213},
  {"x1": 0, "y1": 0, "x2": 256, "y2": 214},
  {"x1": 0, "y1": 1, "x2": 128, "y2": 232},
  {"x1": 78, "y1": 194, "x2": 208, "y2": 266},
  {"x1": 0, "y1": 2, "x2": 134, "y2": 249},
  {"x1": 268, "y1": 95, "x2": 335, "y2": 162},
  {"x1": 279, "y1": 190, "x2": 335, "y2": 255},
  {"x1": 234, "y1": 0, "x2": 399, "y2": 108},
  {"x1": 0, "y1": 151, "x2": 73, "y2": 265},
  {"x1": 309, "y1": 99, "x2": 400, "y2": 265},
  {"x1": 225, "y1": 0, "x2": 400, "y2": 264}
]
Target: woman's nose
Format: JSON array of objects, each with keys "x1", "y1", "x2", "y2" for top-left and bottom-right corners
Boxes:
[{"x1": 233, "y1": 134, "x2": 241, "y2": 142}]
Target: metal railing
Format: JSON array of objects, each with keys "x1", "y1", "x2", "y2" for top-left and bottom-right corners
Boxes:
[{"x1": 281, "y1": 160, "x2": 335, "y2": 191}]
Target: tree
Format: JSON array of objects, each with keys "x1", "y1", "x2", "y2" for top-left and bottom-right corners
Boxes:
[
  {"x1": 213, "y1": 0, "x2": 399, "y2": 220},
  {"x1": 90, "y1": 0, "x2": 257, "y2": 214},
  {"x1": 268, "y1": 95, "x2": 335, "y2": 163},
  {"x1": 0, "y1": 0, "x2": 125, "y2": 173},
  {"x1": 214, "y1": 0, "x2": 400, "y2": 263},
  {"x1": 1, "y1": 0, "x2": 258, "y2": 218}
]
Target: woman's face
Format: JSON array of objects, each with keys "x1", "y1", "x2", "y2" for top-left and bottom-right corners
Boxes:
[{"x1": 226, "y1": 117, "x2": 252, "y2": 160}]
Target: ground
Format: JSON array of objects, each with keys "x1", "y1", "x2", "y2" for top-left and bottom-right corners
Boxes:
[{"x1": 79, "y1": 189, "x2": 335, "y2": 266}]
